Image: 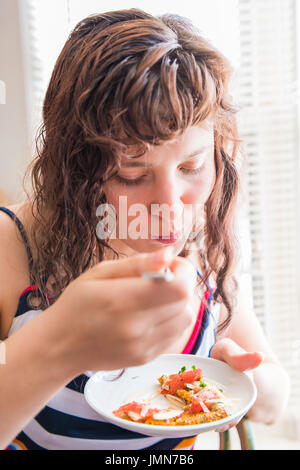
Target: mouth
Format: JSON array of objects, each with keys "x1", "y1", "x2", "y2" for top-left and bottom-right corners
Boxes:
[{"x1": 152, "y1": 231, "x2": 183, "y2": 244}]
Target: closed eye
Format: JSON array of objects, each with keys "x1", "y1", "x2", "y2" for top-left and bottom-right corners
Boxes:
[
  {"x1": 115, "y1": 166, "x2": 205, "y2": 186},
  {"x1": 114, "y1": 175, "x2": 147, "y2": 186},
  {"x1": 180, "y1": 166, "x2": 205, "y2": 175}
]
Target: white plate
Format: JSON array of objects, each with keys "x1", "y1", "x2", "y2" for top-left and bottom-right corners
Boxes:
[{"x1": 84, "y1": 354, "x2": 257, "y2": 438}]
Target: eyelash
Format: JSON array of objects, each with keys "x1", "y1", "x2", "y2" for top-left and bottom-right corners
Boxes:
[{"x1": 115, "y1": 166, "x2": 205, "y2": 186}]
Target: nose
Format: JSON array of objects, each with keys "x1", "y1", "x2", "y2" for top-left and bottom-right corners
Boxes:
[
  {"x1": 152, "y1": 170, "x2": 185, "y2": 206},
  {"x1": 150, "y1": 173, "x2": 185, "y2": 232}
]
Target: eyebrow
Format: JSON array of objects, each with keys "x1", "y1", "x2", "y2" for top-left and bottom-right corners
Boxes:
[{"x1": 121, "y1": 147, "x2": 211, "y2": 168}]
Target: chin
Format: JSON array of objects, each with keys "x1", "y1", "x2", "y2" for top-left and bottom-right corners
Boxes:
[{"x1": 134, "y1": 238, "x2": 188, "y2": 256}]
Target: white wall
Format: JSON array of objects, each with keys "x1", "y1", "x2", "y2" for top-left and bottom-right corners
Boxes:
[{"x1": 0, "y1": 0, "x2": 30, "y2": 203}]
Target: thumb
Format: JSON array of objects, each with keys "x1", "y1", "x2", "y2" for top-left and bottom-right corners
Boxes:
[
  {"x1": 210, "y1": 338, "x2": 264, "y2": 372},
  {"x1": 86, "y1": 247, "x2": 175, "y2": 280}
]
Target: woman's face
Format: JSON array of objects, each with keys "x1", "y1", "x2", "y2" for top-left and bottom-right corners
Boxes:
[{"x1": 102, "y1": 124, "x2": 216, "y2": 257}]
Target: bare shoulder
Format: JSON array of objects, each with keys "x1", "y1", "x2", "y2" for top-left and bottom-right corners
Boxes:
[{"x1": 0, "y1": 203, "x2": 32, "y2": 339}]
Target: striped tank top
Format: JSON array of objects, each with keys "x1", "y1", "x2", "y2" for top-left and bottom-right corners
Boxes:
[{"x1": 0, "y1": 206, "x2": 220, "y2": 451}]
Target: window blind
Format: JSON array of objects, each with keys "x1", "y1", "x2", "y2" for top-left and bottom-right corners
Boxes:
[
  {"x1": 236, "y1": 0, "x2": 300, "y2": 425},
  {"x1": 20, "y1": 0, "x2": 70, "y2": 141}
]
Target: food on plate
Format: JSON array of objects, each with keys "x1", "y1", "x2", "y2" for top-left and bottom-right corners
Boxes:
[{"x1": 112, "y1": 366, "x2": 230, "y2": 426}]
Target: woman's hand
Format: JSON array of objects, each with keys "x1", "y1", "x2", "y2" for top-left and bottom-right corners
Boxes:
[
  {"x1": 49, "y1": 247, "x2": 197, "y2": 376},
  {"x1": 210, "y1": 338, "x2": 264, "y2": 432}
]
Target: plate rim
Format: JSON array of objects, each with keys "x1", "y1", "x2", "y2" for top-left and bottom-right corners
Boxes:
[{"x1": 84, "y1": 354, "x2": 257, "y2": 435}]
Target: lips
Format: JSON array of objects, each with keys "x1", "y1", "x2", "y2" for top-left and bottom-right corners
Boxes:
[
  {"x1": 150, "y1": 217, "x2": 184, "y2": 242},
  {"x1": 159, "y1": 231, "x2": 181, "y2": 240},
  {"x1": 152, "y1": 231, "x2": 182, "y2": 244}
]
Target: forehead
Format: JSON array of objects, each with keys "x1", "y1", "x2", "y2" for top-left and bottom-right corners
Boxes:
[
  {"x1": 121, "y1": 124, "x2": 215, "y2": 165},
  {"x1": 162, "y1": 124, "x2": 214, "y2": 151}
]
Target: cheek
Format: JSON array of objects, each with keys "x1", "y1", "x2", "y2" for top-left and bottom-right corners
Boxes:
[
  {"x1": 103, "y1": 184, "x2": 146, "y2": 222},
  {"x1": 184, "y1": 174, "x2": 215, "y2": 205}
]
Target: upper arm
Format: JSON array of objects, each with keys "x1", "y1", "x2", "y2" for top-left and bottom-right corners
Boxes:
[
  {"x1": 217, "y1": 273, "x2": 279, "y2": 364},
  {"x1": 0, "y1": 213, "x2": 9, "y2": 339},
  {"x1": 0, "y1": 209, "x2": 31, "y2": 340}
]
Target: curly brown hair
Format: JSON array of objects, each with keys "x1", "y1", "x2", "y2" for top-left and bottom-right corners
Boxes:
[{"x1": 23, "y1": 8, "x2": 241, "y2": 332}]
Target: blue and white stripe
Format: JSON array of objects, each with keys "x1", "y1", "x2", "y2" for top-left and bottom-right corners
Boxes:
[{"x1": 7, "y1": 295, "x2": 220, "y2": 450}]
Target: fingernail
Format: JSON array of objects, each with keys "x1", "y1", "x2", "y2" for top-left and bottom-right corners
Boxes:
[{"x1": 215, "y1": 426, "x2": 228, "y2": 433}]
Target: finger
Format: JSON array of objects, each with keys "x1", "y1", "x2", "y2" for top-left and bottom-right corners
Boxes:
[
  {"x1": 95, "y1": 275, "x2": 190, "y2": 321},
  {"x1": 168, "y1": 256, "x2": 198, "y2": 295},
  {"x1": 129, "y1": 313, "x2": 192, "y2": 366},
  {"x1": 131, "y1": 297, "x2": 190, "y2": 330},
  {"x1": 210, "y1": 338, "x2": 264, "y2": 372},
  {"x1": 153, "y1": 297, "x2": 194, "y2": 328},
  {"x1": 88, "y1": 253, "x2": 198, "y2": 316},
  {"x1": 215, "y1": 425, "x2": 229, "y2": 433},
  {"x1": 144, "y1": 308, "x2": 194, "y2": 356},
  {"x1": 87, "y1": 247, "x2": 174, "y2": 280},
  {"x1": 215, "y1": 418, "x2": 241, "y2": 433}
]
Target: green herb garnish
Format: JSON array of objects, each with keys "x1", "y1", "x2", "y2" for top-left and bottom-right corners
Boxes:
[
  {"x1": 198, "y1": 379, "x2": 207, "y2": 388},
  {"x1": 192, "y1": 365, "x2": 196, "y2": 370},
  {"x1": 178, "y1": 366, "x2": 186, "y2": 374}
]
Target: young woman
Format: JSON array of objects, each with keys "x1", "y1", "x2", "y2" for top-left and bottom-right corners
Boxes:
[{"x1": 0, "y1": 9, "x2": 289, "y2": 450}]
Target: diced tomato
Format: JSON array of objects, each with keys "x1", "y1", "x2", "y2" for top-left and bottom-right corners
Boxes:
[
  {"x1": 200, "y1": 389, "x2": 222, "y2": 400},
  {"x1": 189, "y1": 389, "x2": 222, "y2": 413},
  {"x1": 113, "y1": 401, "x2": 160, "y2": 419},
  {"x1": 161, "y1": 368, "x2": 203, "y2": 395},
  {"x1": 189, "y1": 397, "x2": 207, "y2": 413},
  {"x1": 113, "y1": 401, "x2": 142, "y2": 418}
]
